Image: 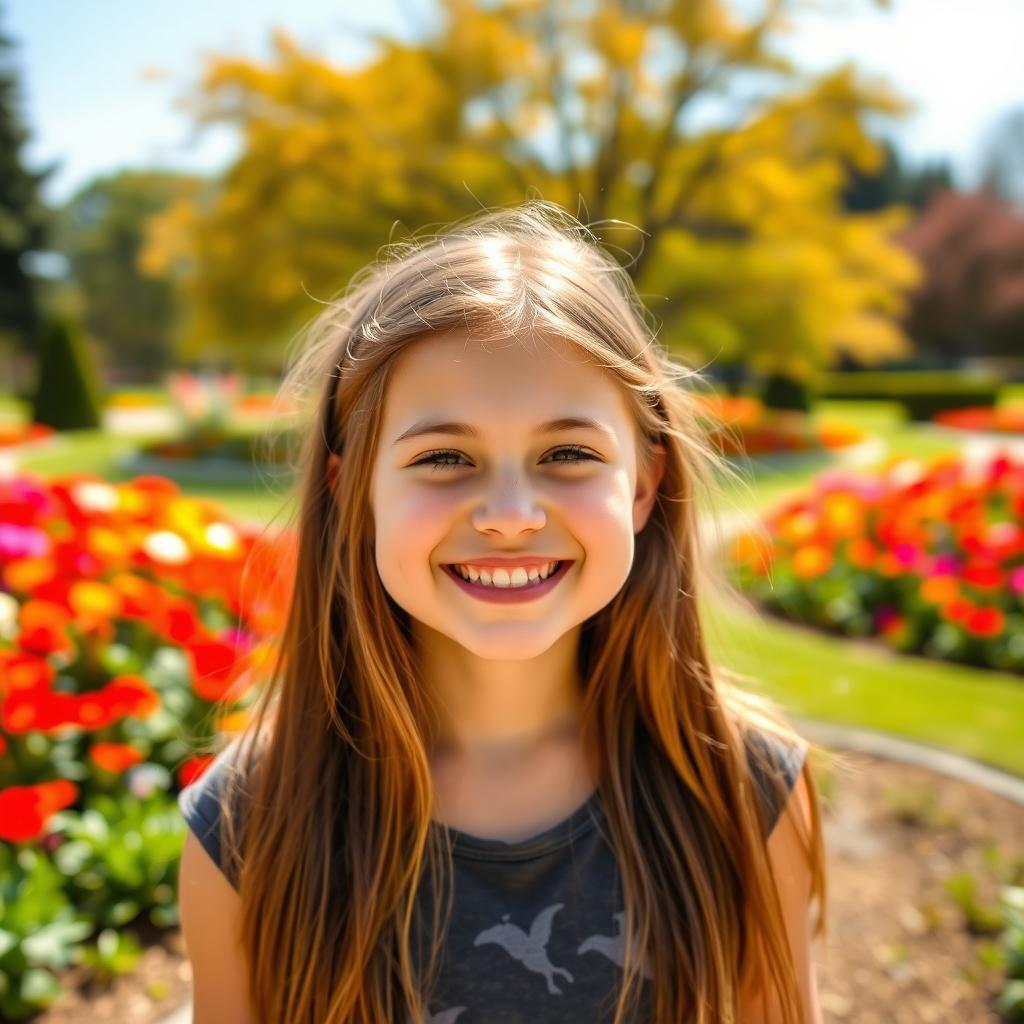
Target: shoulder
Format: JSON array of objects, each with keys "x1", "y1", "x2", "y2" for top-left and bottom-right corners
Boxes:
[
  {"x1": 177, "y1": 737, "x2": 252, "y2": 892},
  {"x1": 740, "y1": 725, "x2": 808, "y2": 840}
]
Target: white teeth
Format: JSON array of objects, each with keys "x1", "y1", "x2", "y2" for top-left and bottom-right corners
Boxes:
[{"x1": 452, "y1": 561, "x2": 561, "y2": 588}]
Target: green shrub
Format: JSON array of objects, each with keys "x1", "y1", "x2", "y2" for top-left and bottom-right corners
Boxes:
[
  {"x1": 31, "y1": 316, "x2": 104, "y2": 431},
  {"x1": 997, "y1": 886, "x2": 1024, "y2": 1021},
  {"x1": 817, "y1": 369, "x2": 1002, "y2": 421},
  {"x1": 759, "y1": 372, "x2": 813, "y2": 413},
  {"x1": 0, "y1": 847, "x2": 93, "y2": 1019}
]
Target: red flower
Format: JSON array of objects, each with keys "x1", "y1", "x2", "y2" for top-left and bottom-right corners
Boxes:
[
  {"x1": 0, "y1": 650, "x2": 54, "y2": 694},
  {"x1": 0, "y1": 778, "x2": 78, "y2": 842},
  {"x1": 941, "y1": 597, "x2": 975, "y2": 625},
  {"x1": 186, "y1": 638, "x2": 247, "y2": 702},
  {"x1": 89, "y1": 741, "x2": 144, "y2": 773},
  {"x1": 100, "y1": 675, "x2": 160, "y2": 721},
  {"x1": 17, "y1": 599, "x2": 74, "y2": 657},
  {"x1": 964, "y1": 606, "x2": 1005, "y2": 638},
  {"x1": 960, "y1": 562, "x2": 1005, "y2": 591},
  {"x1": 179, "y1": 755, "x2": 214, "y2": 788}
]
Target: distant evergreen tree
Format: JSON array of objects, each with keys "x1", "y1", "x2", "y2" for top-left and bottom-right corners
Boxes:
[
  {"x1": 0, "y1": 5, "x2": 56, "y2": 363},
  {"x1": 842, "y1": 138, "x2": 953, "y2": 212},
  {"x1": 32, "y1": 314, "x2": 103, "y2": 430}
]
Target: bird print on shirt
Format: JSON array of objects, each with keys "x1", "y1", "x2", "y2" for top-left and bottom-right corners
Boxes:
[
  {"x1": 578, "y1": 911, "x2": 654, "y2": 979},
  {"x1": 473, "y1": 903, "x2": 575, "y2": 995},
  {"x1": 425, "y1": 1008, "x2": 466, "y2": 1023}
]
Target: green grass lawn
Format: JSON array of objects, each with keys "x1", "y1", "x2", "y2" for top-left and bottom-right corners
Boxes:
[
  {"x1": 12, "y1": 426, "x2": 298, "y2": 524},
  {"x1": 6, "y1": 393, "x2": 1024, "y2": 773},
  {"x1": 699, "y1": 399, "x2": 1024, "y2": 775}
]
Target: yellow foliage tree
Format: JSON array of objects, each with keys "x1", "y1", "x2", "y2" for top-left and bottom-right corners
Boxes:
[{"x1": 141, "y1": 0, "x2": 921, "y2": 383}]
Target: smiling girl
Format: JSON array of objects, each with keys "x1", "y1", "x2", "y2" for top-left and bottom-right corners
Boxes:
[{"x1": 177, "y1": 201, "x2": 827, "y2": 1023}]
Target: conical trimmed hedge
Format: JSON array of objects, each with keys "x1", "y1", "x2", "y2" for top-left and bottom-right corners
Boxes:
[{"x1": 31, "y1": 315, "x2": 104, "y2": 431}]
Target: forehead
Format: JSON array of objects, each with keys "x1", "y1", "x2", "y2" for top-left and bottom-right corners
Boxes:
[{"x1": 380, "y1": 329, "x2": 636, "y2": 438}]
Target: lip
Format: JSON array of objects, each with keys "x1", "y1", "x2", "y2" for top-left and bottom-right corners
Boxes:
[{"x1": 442, "y1": 560, "x2": 573, "y2": 603}]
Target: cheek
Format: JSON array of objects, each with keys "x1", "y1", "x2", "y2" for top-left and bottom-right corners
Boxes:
[
  {"x1": 373, "y1": 484, "x2": 454, "y2": 579},
  {"x1": 559, "y1": 475, "x2": 635, "y2": 541}
]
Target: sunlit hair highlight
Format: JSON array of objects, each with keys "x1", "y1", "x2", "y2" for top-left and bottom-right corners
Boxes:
[{"x1": 205, "y1": 199, "x2": 829, "y2": 1023}]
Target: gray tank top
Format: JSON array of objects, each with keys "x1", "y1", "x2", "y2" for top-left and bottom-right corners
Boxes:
[{"x1": 178, "y1": 728, "x2": 805, "y2": 1023}]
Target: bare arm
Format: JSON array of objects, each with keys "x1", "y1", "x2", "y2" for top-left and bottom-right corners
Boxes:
[
  {"x1": 178, "y1": 830, "x2": 256, "y2": 1024},
  {"x1": 737, "y1": 771, "x2": 823, "y2": 1024}
]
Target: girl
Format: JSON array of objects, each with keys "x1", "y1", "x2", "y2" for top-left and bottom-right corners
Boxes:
[{"x1": 177, "y1": 200, "x2": 828, "y2": 1024}]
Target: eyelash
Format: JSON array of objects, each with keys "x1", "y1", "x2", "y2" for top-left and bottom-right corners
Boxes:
[{"x1": 413, "y1": 444, "x2": 598, "y2": 472}]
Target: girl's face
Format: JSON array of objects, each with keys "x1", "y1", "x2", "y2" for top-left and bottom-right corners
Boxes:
[{"x1": 367, "y1": 328, "x2": 665, "y2": 661}]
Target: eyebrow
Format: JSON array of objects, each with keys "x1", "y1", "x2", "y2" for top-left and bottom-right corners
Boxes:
[{"x1": 391, "y1": 416, "x2": 616, "y2": 447}]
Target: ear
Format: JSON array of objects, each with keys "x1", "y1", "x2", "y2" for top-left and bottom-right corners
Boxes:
[
  {"x1": 633, "y1": 443, "x2": 666, "y2": 534},
  {"x1": 326, "y1": 452, "x2": 340, "y2": 493}
]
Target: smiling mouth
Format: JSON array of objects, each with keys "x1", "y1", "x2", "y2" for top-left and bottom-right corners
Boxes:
[{"x1": 442, "y1": 560, "x2": 571, "y2": 590}]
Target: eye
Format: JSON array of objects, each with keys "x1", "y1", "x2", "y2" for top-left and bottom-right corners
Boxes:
[{"x1": 412, "y1": 445, "x2": 599, "y2": 472}]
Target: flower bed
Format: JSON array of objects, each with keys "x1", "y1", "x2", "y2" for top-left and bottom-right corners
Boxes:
[
  {"x1": 933, "y1": 405, "x2": 1024, "y2": 435},
  {"x1": 728, "y1": 450, "x2": 1024, "y2": 674},
  {"x1": 141, "y1": 428, "x2": 293, "y2": 465},
  {"x1": 0, "y1": 469, "x2": 294, "y2": 1019},
  {"x1": 693, "y1": 394, "x2": 866, "y2": 456},
  {"x1": 122, "y1": 428, "x2": 297, "y2": 485},
  {"x1": 0, "y1": 423, "x2": 55, "y2": 449}
]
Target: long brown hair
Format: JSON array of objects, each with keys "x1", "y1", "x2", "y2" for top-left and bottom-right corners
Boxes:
[{"x1": 209, "y1": 200, "x2": 828, "y2": 1022}]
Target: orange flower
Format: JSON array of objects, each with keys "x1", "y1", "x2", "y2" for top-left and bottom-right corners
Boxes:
[
  {"x1": 778, "y1": 509, "x2": 820, "y2": 546},
  {"x1": 2, "y1": 556, "x2": 56, "y2": 594},
  {"x1": 820, "y1": 493, "x2": 865, "y2": 540},
  {"x1": 792, "y1": 545, "x2": 832, "y2": 580},
  {"x1": 89, "y1": 742, "x2": 144, "y2": 773},
  {"x1": 877, "y1": 551, "x2": 907, "y2": 578},
  {"x1": 216, "y1": 709, "x2": 251, "y2": 733},
  {"x1": 921, "y1": 576, "x2": 959, "y2": 606},
  {"x1": 68, "y1": 578, "x2": 121, "y2": 616},
  {"x1": 731, "y1": 531, "x2": 774, "y2": 575},
  {"x1": 85, "y1": 525, "x2": 131, "y2": 564},
  {"x1": 108, "y1": 571, "x2": 165, "y2": 619},
  {"x1": 846, "y1": 538, "x2": 878, "y2": 570}
]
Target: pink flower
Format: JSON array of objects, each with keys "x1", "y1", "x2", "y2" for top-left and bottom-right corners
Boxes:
[
  {"x1": 1010, "y1": 567, "x2": 1024, "y2": 595},
  {"x1": 893, "y1": 543, "x2": 920, "y2": 569}
]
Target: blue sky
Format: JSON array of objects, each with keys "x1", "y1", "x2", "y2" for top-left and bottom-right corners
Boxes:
[{"x1": 5, "y1": 0, "x2": 1023, "y2": 206}]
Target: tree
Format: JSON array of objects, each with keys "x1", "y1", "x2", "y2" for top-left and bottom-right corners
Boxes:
[
  {"x1": 0, "y1": 5, "x2": 57, "y2": 382},
  {"x1": 841, "y1": 138, "x2": 952, "y2": 213},
  {"x1": 142, "y1": 0, "x2": 921, "y2": 391},
  {"x1": 900, "y1": 189, "x2": 1024, "y2": 360},
  {"x1": 54, "y1": 170, "x2": 198, "y2": 380}
]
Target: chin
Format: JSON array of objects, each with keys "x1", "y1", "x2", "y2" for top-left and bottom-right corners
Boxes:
[{"x1": 445, "y1": 626, "x2": 570, "y2": 662}]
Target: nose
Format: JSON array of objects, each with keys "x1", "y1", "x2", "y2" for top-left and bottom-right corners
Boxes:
[{"x1": 471, "y1": 467, "x2": 546, "y2": 536}]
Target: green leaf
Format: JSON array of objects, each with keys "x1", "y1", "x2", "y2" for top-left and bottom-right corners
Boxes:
[{"x1": 19, "y1": 967, "x2": 61, "y2": 1006}]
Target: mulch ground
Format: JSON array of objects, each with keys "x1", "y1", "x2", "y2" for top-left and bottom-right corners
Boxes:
[{"x1": 21, "y1": 750, "x2": 1024, "y2": 1024}]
